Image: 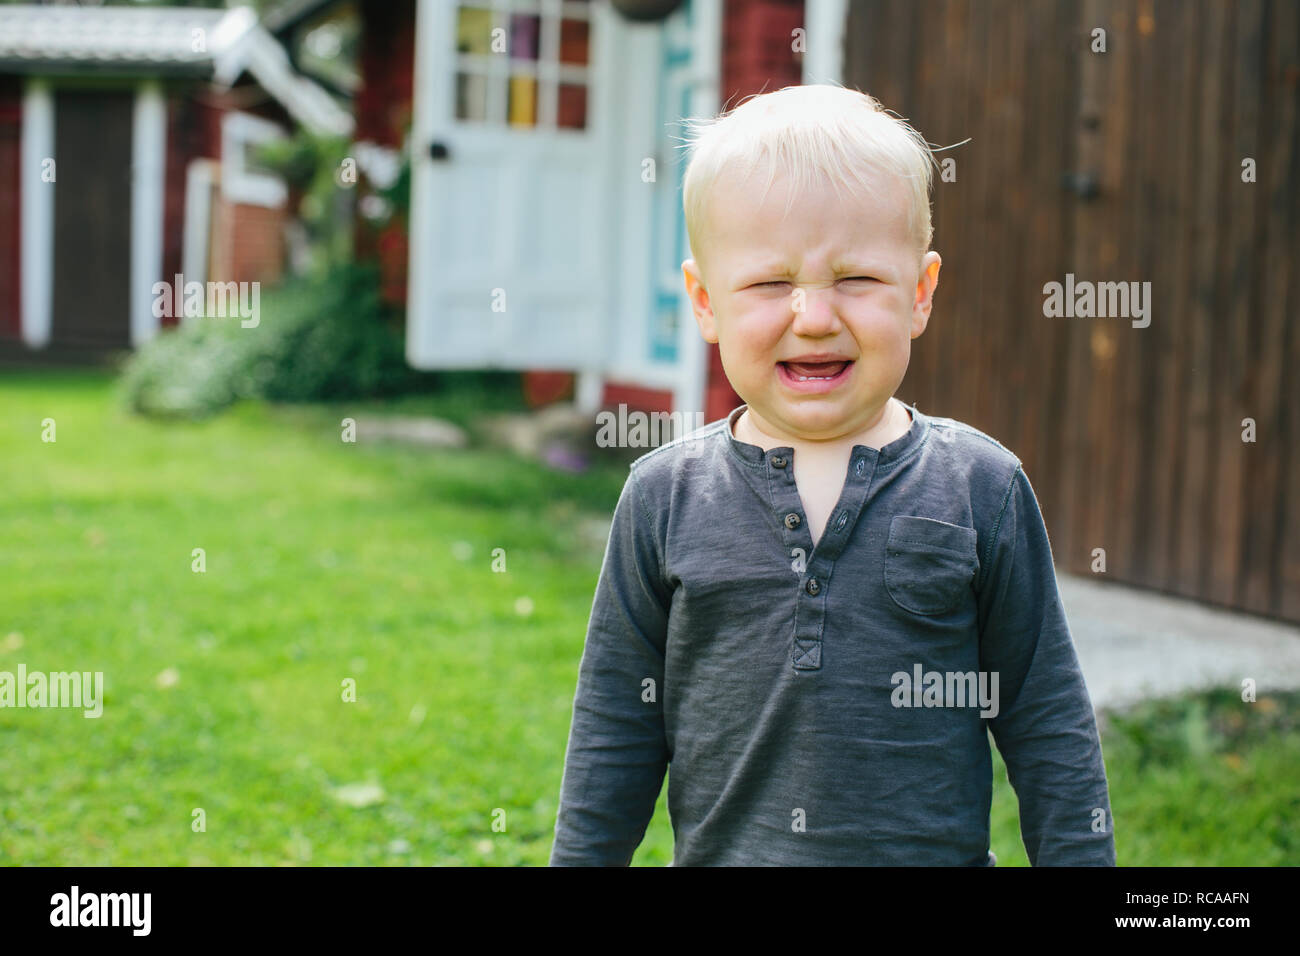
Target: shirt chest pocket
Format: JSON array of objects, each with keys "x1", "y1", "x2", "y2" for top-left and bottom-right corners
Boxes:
[{"x1": 883, "y1": 515, "x2": 979, "y2": 616}]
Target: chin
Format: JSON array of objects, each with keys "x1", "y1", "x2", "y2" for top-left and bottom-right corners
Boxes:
[
  {"x1": 785, "y1": 398, "x2": 882, "y2": 433},
  {"x1": 776, "y1": 407, "x2": 853, "y2": 436}
]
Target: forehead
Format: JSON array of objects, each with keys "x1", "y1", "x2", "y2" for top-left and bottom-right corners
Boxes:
[{"x1": 702, "y1": 164, "x2": 914, "y2": 265}]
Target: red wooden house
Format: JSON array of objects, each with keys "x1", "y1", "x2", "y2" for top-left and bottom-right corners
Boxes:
[{"x1": 0, "y1": 3, "x2": 352, "y2": 357}]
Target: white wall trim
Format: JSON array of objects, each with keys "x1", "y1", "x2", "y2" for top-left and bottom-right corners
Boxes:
[
  {"x1": 20, "y1": 78, "x2": 53, "y2": 349},
  {"x1": 210, "y1": 7, "x2": 354, "y2": 138},
  {"x1": 803, "y1": 0, "x2": 848, "y2": 86},
  {"x1": 181, "y1": 158, "x2": 218, "y2": 309},
  {"x1": 131, "y1": 80, "x2": 167, "y2": 347}
]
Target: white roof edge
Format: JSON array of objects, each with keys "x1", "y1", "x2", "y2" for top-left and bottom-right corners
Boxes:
[{"x1": 212, "y1": 5, "x2": 354, "y2": 137}]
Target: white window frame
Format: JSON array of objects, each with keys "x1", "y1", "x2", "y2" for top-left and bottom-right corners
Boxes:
[{"x1": 220, "y1": 111, "x2": 288, "y2": 208}]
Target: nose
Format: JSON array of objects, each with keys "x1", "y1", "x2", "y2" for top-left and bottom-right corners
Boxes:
[{"x1": 789, "y1": 283, "x2": 842, "y2": 337}]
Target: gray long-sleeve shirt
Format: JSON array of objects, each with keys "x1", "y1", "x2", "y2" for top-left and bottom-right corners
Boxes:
[{"x1": 550, "y1": 403, "x2": 1115, "y2": 866}]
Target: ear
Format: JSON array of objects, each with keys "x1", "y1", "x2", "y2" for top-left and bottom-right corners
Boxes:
[
  {"x1": 910, "y1": 251, "x2": 941, "y2": 339},
  {"x1": 682, "y1": 258, "x2": 719, "y2": 344}
]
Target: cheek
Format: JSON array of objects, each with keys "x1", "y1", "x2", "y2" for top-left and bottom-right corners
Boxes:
[
  {"x1": 849, "y1": 302, "x2": 914, "y2": 350},
  {"x1": 718, "y1": 341, "x2": 773, "y2": 388},
  {"x1": 719, "y1": 307, "x2": 785, "y2": 361}
]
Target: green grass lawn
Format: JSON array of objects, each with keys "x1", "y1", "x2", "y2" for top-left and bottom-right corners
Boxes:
[{"x1": 0, "y1": 370, "x2": 1295, "y2": 865}]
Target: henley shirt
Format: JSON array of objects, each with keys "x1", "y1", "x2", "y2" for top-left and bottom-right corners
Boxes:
[{"x1": 550, "y1": 402, "x2": 1116, "y2": 866}]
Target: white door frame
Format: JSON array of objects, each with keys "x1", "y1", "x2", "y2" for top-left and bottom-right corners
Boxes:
[
  {"x1": 131, "y1": 79, "x2": 167, "y2": 347},
  {"x1": 21, "y1": 78, "x2": 167, "y2": 349},
  {"x1": 19, "y1": 77, "x2": 53, "y2": 349}
]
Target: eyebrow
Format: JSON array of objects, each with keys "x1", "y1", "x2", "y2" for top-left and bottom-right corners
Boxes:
[{"x1": 736, "y1": 261, "x2": 795, "y2": 279}]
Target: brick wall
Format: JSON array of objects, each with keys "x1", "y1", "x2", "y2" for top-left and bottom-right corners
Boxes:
[{"x1": 210, "y1": 200, "x2": 285, "y2": 288}]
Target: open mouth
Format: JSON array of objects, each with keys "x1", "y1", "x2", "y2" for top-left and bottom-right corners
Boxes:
[
  {"x1": 780, "y1": 360, "x2": 852, "y2": 381},
  {"x1": 776, "y1": 359, "x2": 855, "y2": 393}
]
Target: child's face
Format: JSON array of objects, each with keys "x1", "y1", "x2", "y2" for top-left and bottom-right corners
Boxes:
[{"x1": 683, "y1": 166, "x2": 941, "y2": 444}]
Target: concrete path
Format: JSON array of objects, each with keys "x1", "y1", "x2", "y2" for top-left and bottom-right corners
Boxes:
[{"x1": 1059, "y1": 573, "x2": 1300, "y2": 712}]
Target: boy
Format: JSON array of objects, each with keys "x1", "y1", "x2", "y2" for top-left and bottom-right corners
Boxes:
[{"x1": 549, "y1": 85, "x2": 1115, "y2": 866}]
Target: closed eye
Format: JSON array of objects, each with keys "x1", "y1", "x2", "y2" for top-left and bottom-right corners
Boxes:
[{"x1": 750, "y1": 277, "x2": 877, "y2": 289}]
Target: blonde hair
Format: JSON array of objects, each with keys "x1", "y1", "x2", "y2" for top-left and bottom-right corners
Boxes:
[{"x1": 679, "y1": 84, "x2": 937, "y2": 272}]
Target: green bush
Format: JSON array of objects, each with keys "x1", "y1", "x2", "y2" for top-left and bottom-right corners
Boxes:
[{"x1": 121, "y1": 264, "x2": 426, "y2": 418}]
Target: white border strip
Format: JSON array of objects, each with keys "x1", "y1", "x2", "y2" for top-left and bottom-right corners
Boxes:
[
  {"x1": 406, "y1": 0, "x2": 448, "y2": 368},
  {"x1": 20, "y1": 77, "x2": 53, "y2": 349},
  {"x1": 803, "y1": 0, "x2": 848, "y2": 86},
  {"x1": 131, "y1": 80, "x2": 167, "y2": 347}
]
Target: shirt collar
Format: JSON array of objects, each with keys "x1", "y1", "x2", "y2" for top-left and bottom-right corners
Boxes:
[{"x1": 723, "y1": 401, "x2": 931, "y2": 470}]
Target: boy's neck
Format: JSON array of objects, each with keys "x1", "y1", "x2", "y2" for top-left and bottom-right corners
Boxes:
[{"x1": 734, "y1": 398, "x2": 913, "y2": 457}]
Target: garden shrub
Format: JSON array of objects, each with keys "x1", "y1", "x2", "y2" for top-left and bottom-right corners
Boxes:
[{"x1": 121, "y1": 263, "x2": 423, "y2": 418}]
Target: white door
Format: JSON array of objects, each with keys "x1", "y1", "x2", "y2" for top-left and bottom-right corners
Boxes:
[{"x1": 407, "y1": 0, "x2": 617, "y2": 370}]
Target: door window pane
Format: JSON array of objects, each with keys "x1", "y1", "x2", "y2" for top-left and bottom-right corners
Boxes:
[
  {"x1": 557, "y1": 82, "x2": 586, "y2": 129},
  {"x1": 456, "y1": 6, "x2": 494, "y2": 56},
  {"x1": 456, "y1": 71, "x2": 490, "y2": 121},
  {"x1": 559, "y1": 18, "x2": 589, "y2": 65},
  {"x1": 508, "y1": 75, "x2": 539, "y2": 127},
  {"x1": 510, "y1": 13, "x2": 540, "y2": 60}
]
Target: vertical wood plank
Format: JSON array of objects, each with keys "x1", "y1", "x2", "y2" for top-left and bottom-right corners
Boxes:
[
  {"x1": 1103, "y1": 0, "x2": 1143, "y2": 590},
  {"x1": 1205, "y1": 0, "x2": 1264, "y2": 607},
  {"x1": 1272, "y1": 0, "x2": 1300, "y2": 621},
  {"x1": 1175, "y1": 0, "x2": 1229, "y2": 598},
  {"x1": 1144, "y1": 0, "x2": 1197, "y2": 594},
  {"x1": 1240, "y1": 0, "x2": 1296, "y2": 615},
  {"x1": 1044, "y1": 0, "x2": 1085, "y2": 572}
]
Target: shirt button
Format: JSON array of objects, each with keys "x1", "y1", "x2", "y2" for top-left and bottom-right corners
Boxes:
[
  {"x1": 805, "y1": 577, "x2": 821, "y2": 596},
  {"x1": 835, "y1": 512, "x2": 848, "y2": 531},
  {"x1": 854, "y1": 458, "x2": 866, "y2": 477},
  {"x1": 771, "y1": 455, "x2": 787, "y2": 468},
  {"x1": 784, "y1": 512, "x2": 801, "y2": 530}
]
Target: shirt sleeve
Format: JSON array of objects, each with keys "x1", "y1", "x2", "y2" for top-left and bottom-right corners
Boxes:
[
  {"x1": 976, "y1": 466, "x2": 1116, "y2": 866},
  {"x1": 549, "y1": 466, "x2": 672, "y2": 865}
]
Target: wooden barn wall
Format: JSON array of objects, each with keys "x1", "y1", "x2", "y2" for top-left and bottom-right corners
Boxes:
[{"x1": 843, "y1": 0, "x2": 1299, "y2": 621}]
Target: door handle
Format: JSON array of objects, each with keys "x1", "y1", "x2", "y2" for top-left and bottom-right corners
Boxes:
[{"x1": 429, "y1": 140, "x2": 451, "y2": 161}]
